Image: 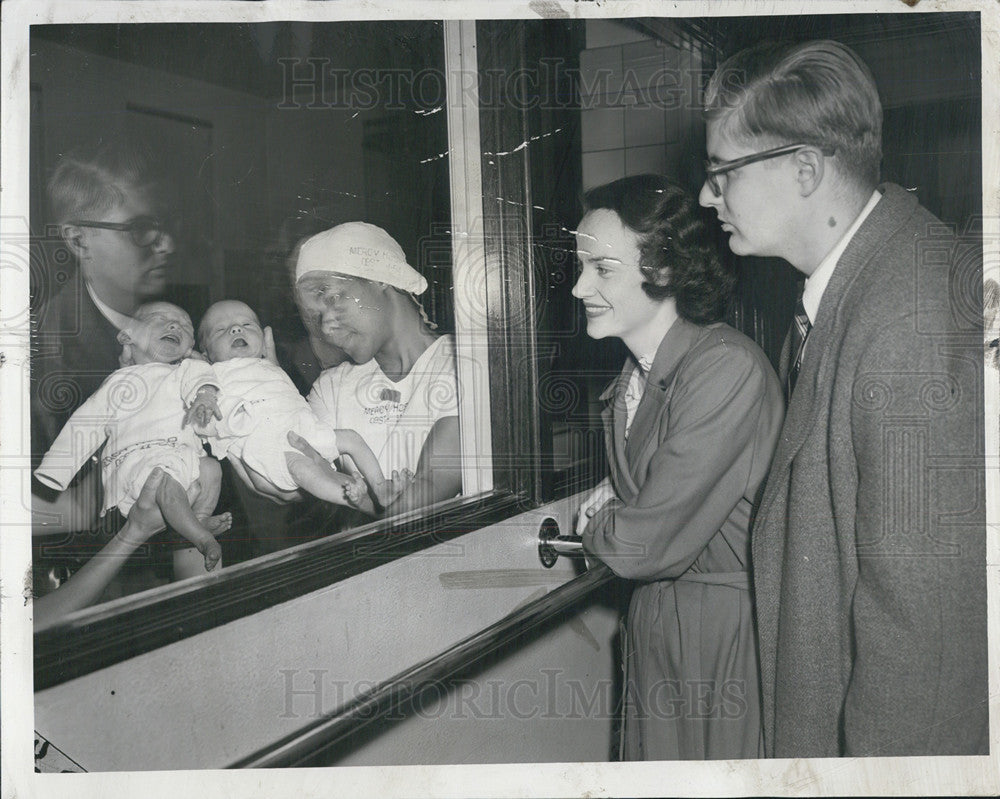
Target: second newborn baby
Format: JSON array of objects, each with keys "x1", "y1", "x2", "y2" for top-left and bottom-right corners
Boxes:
[{"x1": 191, "y1": 300, "x2": 408, "y2": 509}]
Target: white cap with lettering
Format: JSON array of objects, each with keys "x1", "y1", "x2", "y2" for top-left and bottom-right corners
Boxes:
[{"x1": 295, "y1": 221, "x2": 428, "y2": 295}]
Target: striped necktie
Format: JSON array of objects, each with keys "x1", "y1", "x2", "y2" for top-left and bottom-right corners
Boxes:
[{"x1": 787, "y1": 292, "x2": 811, "y2": 401}]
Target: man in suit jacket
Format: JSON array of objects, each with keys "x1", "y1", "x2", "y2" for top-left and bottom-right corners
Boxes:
[
  {"x1": 699, "y1": 40, "x2": 987, "y2": 757},
  {"x1": 32, "y1": 139, "x2": 176, "y2": 536}
]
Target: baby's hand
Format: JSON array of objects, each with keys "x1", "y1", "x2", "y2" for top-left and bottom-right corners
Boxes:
[
  {"x1": 343, "y1": 474, "x2": 368, "y2": 506},
  {"x1": 184, "y1": 385, "x2": 222, "y2": 431}
]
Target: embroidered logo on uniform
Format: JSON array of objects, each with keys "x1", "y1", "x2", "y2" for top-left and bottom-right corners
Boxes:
[{"x1": 104, "y1": 436, "x2": 180, "y2": 468}]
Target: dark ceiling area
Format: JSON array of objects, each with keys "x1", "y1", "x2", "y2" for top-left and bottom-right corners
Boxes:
[
  {"x1": 31, "y1": 13, "x2": 981, "y2": 103},
  {"x1": 31, "y1": 21, "x2": 445, "y2": 98},
  {"x1": 647, "y1": 11, "x2": 980, "y2": 69},
  {"x1": 706, "y1": 10, "x2": 979, "y2": 52}
]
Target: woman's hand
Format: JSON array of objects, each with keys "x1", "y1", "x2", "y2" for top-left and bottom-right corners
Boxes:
[
  {"x1": 117, "y1": 467, "x2": 169, "y2": 544},
  {"x1": 575, "y1": 476, "x2": 616, "y2": 537},
  {"x1": 263, "y1": 326, "x2": 279, "y2": 365},
  {"x1": 34, "y1": 468, "x2": 225, "y2": 629}
]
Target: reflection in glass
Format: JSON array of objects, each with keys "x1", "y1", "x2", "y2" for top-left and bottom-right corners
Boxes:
[{"x1": 29, "y1": 22, "x2": 455, "y2": 612}]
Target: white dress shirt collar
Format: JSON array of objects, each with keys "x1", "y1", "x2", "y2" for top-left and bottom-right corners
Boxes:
[
  {"x1": 85, "y1": 280, "x2": 133, "y2": 331},
  {"x1": 802, "y1": 189, "x2": 882, "y2": 324}
]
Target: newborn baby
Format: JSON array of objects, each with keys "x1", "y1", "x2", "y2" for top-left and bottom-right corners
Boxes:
[
  {"x1": 35, "y1": 302, "x2": 230, "y2": 571},
  {"x1": 190, "y1": 300, "x2": 408, "y2": 508}
]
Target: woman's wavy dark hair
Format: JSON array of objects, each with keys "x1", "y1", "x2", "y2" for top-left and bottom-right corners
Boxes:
[{"x1": 582, "y1": 174, "x2": 733, "y2": 325}]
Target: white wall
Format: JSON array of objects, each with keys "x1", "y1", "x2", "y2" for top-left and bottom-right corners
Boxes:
[{"x1": 579, "y1": 21, "x2": 704, "y2": 190}]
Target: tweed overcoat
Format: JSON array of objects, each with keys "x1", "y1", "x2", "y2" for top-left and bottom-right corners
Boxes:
[
  {"x1": 752, "y1": 183, "x2": 988, "y2": 757},
  {"x1": 584, "y1": 317, "x2": 783, "y2": 760}
]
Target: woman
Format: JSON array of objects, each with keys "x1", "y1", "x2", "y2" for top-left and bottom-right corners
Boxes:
[
  {"x1": 574, "y1": 174, "x2": 783, "y2": 760},
  {"x1": 235, "y1": 221, "x2": 461, "y2": 517}
]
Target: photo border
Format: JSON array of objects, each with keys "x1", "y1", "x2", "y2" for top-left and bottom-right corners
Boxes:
[{"x1": 2, "y1": 1, "x2": 997, "y2": 797}]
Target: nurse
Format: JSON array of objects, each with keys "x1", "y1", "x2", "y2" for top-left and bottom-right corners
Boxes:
[
  {"x1": 234, "y1": 222, "x2": 462, "y2": 516},
  {"x1": 573, "y1": 174, "x2": 783, "y2": 760}
]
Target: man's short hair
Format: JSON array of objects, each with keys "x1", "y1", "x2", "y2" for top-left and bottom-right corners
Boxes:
[
  {"x1": 704, "y1": 40, "x2": 883, "y2": 188},
  {"x1": 47, "y1": 137, "x2": 160, "y2": 225}
]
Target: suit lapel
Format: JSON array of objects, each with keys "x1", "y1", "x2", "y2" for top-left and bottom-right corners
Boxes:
[
  {"x1": 777, "y1": 326, "x2": 793, "y2": 389},
  {"x1": 600, "y1": 365, "x2": 636, "y2": 498},
  {"x1": 623, "y1": 318, "x2": 703, "y2": 488}
]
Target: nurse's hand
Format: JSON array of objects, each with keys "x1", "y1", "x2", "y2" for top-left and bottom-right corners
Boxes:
[
  {"x1": 263, "y1": 326, "x2": 279, "y2": 365},
  {"x1": 575, "y1": 476, "x2": 616, "y2": 537}
]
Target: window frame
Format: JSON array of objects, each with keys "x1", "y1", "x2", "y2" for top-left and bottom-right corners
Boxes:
[{"x1": 32, "y1": 18, "x2": 558, "y2": 689}]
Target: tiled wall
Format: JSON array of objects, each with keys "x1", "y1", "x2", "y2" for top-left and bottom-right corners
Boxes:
[{"x1": 580, "y1": 20, "x2": 705, "y2": 191}]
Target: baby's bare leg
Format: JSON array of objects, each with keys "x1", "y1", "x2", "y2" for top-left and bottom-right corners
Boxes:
[
  {"x1": 332, "y1": 428, "x2": 405, "y2": 508},
  {"x1": 156, "y1": 473, "x2": 222, "y2": 571},
  {"x1": 189, "y1": 458, "x2": 231, "y2": 535},
  {"x1": 286, "y1": 452, "x2": 356, "y2": 507}
]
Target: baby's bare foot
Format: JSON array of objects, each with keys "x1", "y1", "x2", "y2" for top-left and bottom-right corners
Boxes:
[
  {"x1": 191, "y1": 514, "x2": 226, "y2": 571},
  {"x1": 199, "y1": 512, "x2": 232, "y2": 536},
  {"x1": 374, "y1": 468, "x2": 415, "y2": 507},
  {"x1": 344, "y1": 476, "x2": 367, "y2": 506},
  {"x1": 200, "y1": 539, "x2": 222, "y2": 571}
]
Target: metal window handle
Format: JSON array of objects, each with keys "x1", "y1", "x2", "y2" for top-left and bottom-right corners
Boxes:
[{"x1": 538, "y1": 517, "x2": 584, "y2": 568}]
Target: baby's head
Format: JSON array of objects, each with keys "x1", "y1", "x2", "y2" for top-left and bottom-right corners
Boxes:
[
  {"x1": 199, "y1": 300, "x2": 265, "y2": 363},
  {"x1": 118, "y1": 302, "x2": 195, "y2": 366}
]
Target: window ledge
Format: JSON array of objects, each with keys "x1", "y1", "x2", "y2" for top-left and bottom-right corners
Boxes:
[{"x1": 34, "y1": 490, "x2": 528, "y2": 691}]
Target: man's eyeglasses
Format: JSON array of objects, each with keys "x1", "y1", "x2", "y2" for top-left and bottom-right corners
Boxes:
[
  {"x1": 703, "y1": 143, "x2": 834, "y2": 197},
  {"x1": 71, "y1": 216, "x2": 171, "y2": 248}
]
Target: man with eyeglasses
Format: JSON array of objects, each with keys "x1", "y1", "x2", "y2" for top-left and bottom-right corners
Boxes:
[
  {"x1": 32, "y1": 138, "x2": 176, "y2": 538},
  {"x1": 700, "y1": 40, "x2": 986, "y2": 757}
]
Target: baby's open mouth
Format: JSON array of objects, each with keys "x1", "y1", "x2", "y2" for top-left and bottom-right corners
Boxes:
[
  {"x1": 232, "y1": 337, "x2": 248, "y2": 348},
  {"x1": 161, "y1": 333, "x2": 180, "y2": 345}
]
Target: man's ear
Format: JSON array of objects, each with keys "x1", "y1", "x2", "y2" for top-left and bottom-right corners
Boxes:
[
  {"x1": 116, "y1": 329, "x2": 133, "y2": 346},
  {"x1": 794, "y1": 147, "x2": 825, "y2": 197},
  {"x1": 61, "y1": 223, "x2": 87, "y2": 258}
]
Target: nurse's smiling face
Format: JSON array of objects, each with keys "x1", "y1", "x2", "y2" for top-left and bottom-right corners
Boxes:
[
  {"x1": 572, "y1": 209, "x2": 665, "y2": 355},
  {"x1": 295, "y1": 271, "x2": 389, "y2": 365}
]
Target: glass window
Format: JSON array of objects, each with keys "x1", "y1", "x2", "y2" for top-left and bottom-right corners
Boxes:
[
  {"x1": 14, "y1": 6, "x2": 990, "y2": 785},
  {"x1": 28, "y1": 21, "x2": 473, "y2": 615},
  {"x1": 24, "y1": 4, "x2": 986, "y2": 725}
]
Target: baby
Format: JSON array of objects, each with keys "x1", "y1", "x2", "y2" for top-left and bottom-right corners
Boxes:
[
  {"x1": 189, "y1": 300, "x2": 407, "y2": 508},
  {"x1": 35, "y1": 302, "x2": 230, "y2": 572}
]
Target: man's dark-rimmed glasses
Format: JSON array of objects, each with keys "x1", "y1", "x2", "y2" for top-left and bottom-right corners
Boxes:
[
  {"x1": 703, "y1": 143, "x2": 833, "y2": 197},
  {"x1": 70, "y1": 215, "x2": 171, "y2": 248}
]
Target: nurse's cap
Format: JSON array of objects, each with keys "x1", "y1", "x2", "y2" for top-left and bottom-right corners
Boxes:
[{"x1": 295, "y1": 221, "x2": 428, "y2": 295}]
